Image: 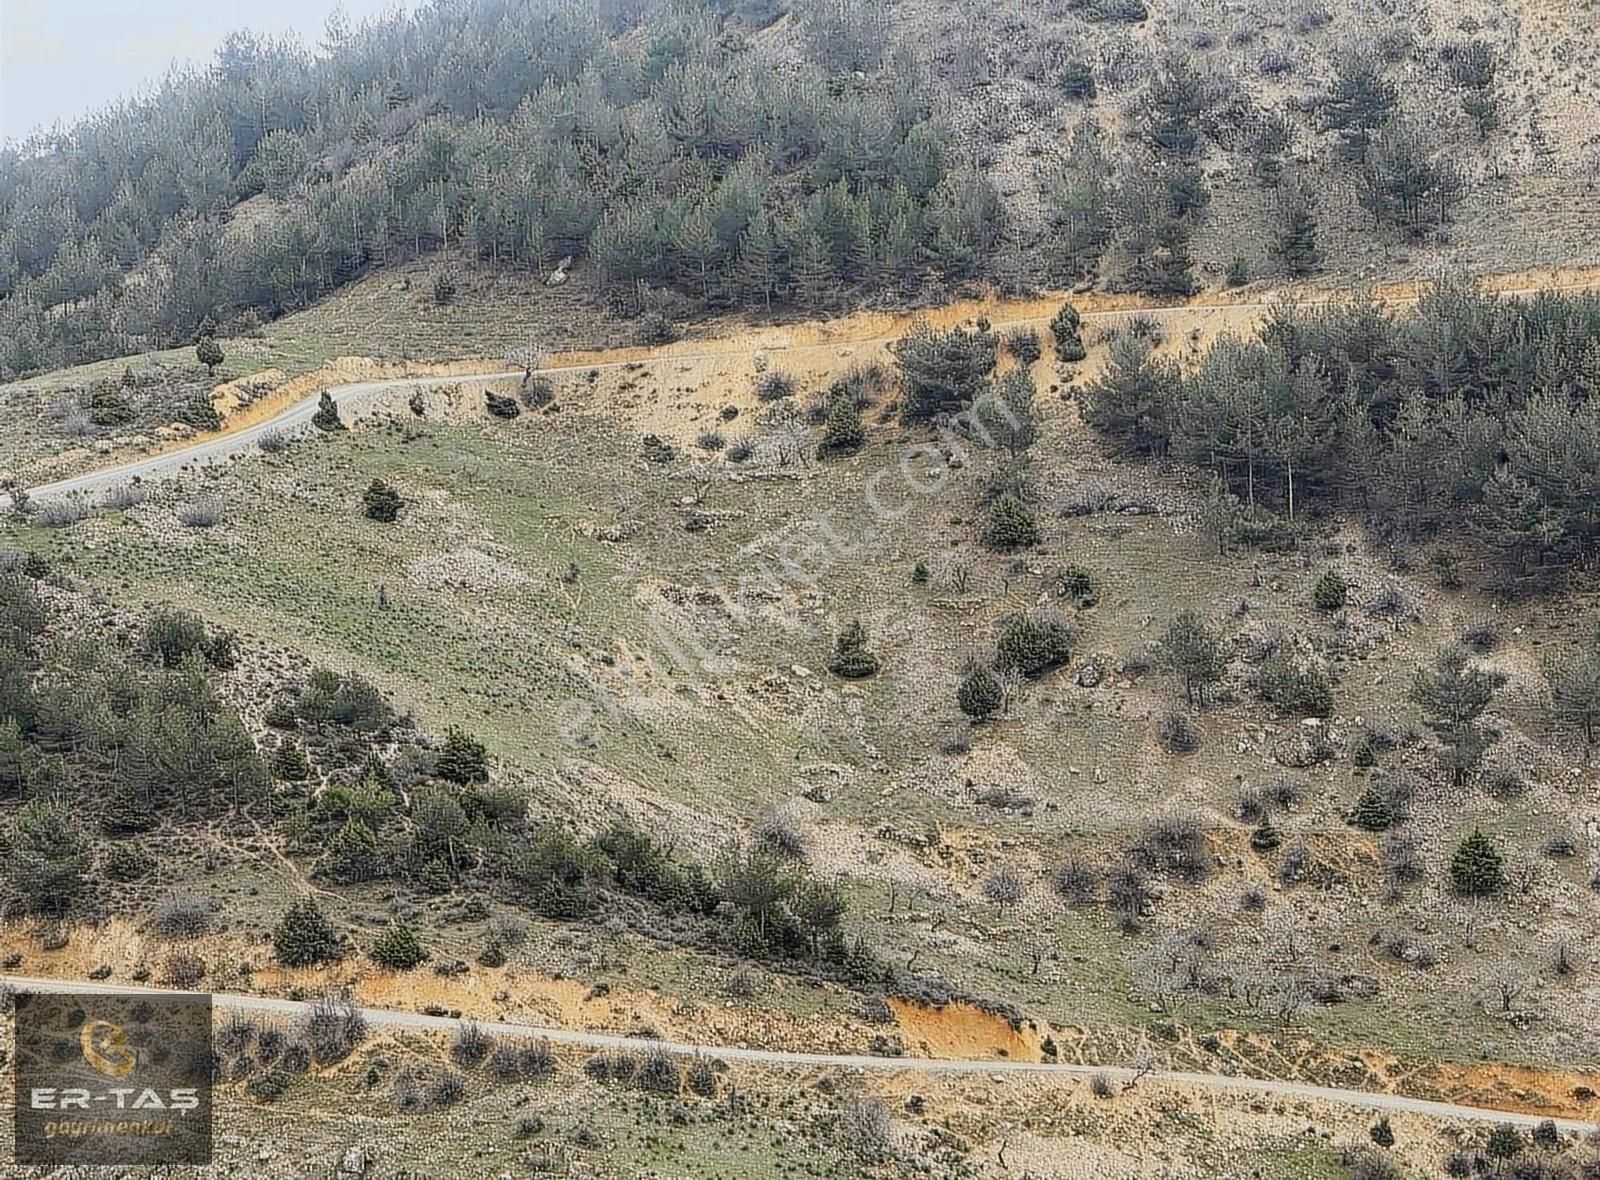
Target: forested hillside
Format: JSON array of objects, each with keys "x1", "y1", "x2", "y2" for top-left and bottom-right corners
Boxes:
[{"x1": 3, "y1": 0, "x2": 1597, "y2": 378}]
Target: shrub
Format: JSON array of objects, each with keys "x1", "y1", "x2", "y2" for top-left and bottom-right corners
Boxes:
[
  {"x1": 103, "y1": 843, "x2": 155, "y2": 881},
  {"x1": 1252, "y1": 649, "x2": 1334, "y2": 717},
  {"x1": 362, "y1": 479, "x2": 403, "y2": 522},
  {"x1": 827, "y1": 620, "x2": 880, "y2": 679},
  {"x1": 983, "y1": 494, "x2": 1040, "y2": 550},
  {"x1": 995, "y1": 611, "x2": 1073, "y2": 677},
  {"x1": 637, "y1": 312, "x2": 677, "y2": 346},
  {"x1": 272, "y1": 898, "x2": 343, "y2": 967},
  {"x1": 451, "y1": 1020, "x2": 493, "y2": 1067},
  {"x1": 432, "y1": 270, "x2": 457, "y2": 305},
  {"x1": 1312, "y1": 568, "x2": 1348, "y2": 611},
  {"x1": 1129, "y1": 815, "x2": 1210, "y2": 883},
  {"x1": 152, "y1": 893, "x2": 215, "y2": 941},
  {"x1": 695, "y1": 427, "x2": 725, "y2": 452},
  {"x1": 755, "y1": 371, "x2": 796, "y2": 401},
  {"x1": 141, "y1": 607, "x2": 237, "y2": 670},
  {"x1": 490, "y1": 1038, "x2": 556, "y2": 1081},
  {"x1": 177, "y1": 497, "x2": 225, "y2": 529},
  {"x1": 686, "y1": 1056, "x2": 718, "y2": 1097},
  {"x1": 1061, "y1": 60, "x2": 1097, "y2": 99},
  {"x1": 635, "y1": 1046, "x2": 680, "y2": 1093},
  {"x1": 521, "y1": 376, "x2": 555, "y2": 408},
  {"x1": 1053, "y1": 857, "x2": 1098, "y2": 905},
  {"x1": 1156, "y1": 709, "x2": 1199, "y2": 752},
  {"x1": 957, "y1": 665, "x2": 1004, "y2": 720},
  {"x1": 1056, "y1": 564, "x2": 1098, "y2": 607},
  {"x1": 370, "y1": 921, "x2": 427, "y2": 970},
  {"x1": 303, "y1": 992, "x2": 367, "y2": 1065},
  {"x1": 1004, "y1": 328, "x2": 1042, "y2": 365},
  {"x1": 162, "y1": 951, "x2": 206, "y2": 989},
  {"x1": 33, "y1": 495, "x2": 93, "y2": 528},
  {"x1": 1450, "y1": 828, "x2": 1505, "y2": 897},
  {"x1": 485, "y1": 391, "x2": 521, "y2": 419}
]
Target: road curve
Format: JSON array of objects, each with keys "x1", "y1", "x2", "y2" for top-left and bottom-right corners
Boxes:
[
  {"x1": 3, "y1": 974, "x2": 1593, "y2": 1132},
  {"x1": 20, "y1": 370, "x2": 523, "y2": 505},
  {"x1": 18, "y1": 275, "x2": 1600, "y2": 506}
]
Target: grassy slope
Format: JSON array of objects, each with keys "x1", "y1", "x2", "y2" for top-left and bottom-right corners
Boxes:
[{"x1": 10, "y1": 293, "x2": 1600, "y2": 1087}]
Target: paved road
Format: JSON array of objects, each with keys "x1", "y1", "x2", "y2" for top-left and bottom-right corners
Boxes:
[{"x1": 4, "y1": 974, "x2": 1593, "y2": 1131}]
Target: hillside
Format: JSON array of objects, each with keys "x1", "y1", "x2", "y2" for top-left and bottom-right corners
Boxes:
[
  {"x1": 5, "y1": 2, "x2": 1600, "y2": 1178},
  {"x1": 3, "y1": 0, "x2": 1600, "y2": 379}
]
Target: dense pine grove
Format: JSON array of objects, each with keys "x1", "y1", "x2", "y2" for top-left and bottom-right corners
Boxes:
[
  {"x1": 0, "y1": 0, "x2": 993, "y2": 374},
  {"x1": 1080, "y1": 278, "x2": 1600, "y2": 588},
  {"x1": 0, "y1": 0, "x2": 1496, "y2": 376}
]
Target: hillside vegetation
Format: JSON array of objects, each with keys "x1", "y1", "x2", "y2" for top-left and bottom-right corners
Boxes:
[{"x1": 4, "y1": 0, "x2": 1599, "y2": 377}]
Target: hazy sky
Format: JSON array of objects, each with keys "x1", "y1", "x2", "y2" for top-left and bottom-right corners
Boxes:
[{"x1": 0, "y1": 0, "x2": 407, "y2": 143}]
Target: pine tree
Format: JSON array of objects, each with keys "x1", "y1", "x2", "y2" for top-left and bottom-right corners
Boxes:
[
  {"x1": 957, "y1": 665, "x2": 1004, "y2": 720},
  {"x1": 324, "y1": 818, "x2": 382, "y2": 883},
  {"x1": 1449, "y1": 827, "x2": 1505, "y2": 896},
  {"x1": 791, "y1": 230, "x2": 837, "y2": 311},
  {"x1": 1272, "y1": 182, "x2": 1324, "y2": 278},
  {"x1": 312, "y1": 391, "x2": 345, "y2": 432},
  {"x1": 272, "y1": 897, "x2": 344, "y2": 966},
  {"x1": 973, "y1": 369, "x2": 1037, "y2": 455},
  {"x1": 827, "y1": 620, "x2": 879, "y2": 679},
  {"x1": 1250, "y1": 818, "x2": 1282, "y2": 852},
  {"x1": 271, "y1": 737, "x2": 311, "y2": 782},
  {"x1": 1348, "y1": 783, "x2": 1397, "y2": 831},
  {"x1": 0, "y1": 716, "x2": 25, "y2": 796},
  {"x1": 1409, "y1": 645, "x2": 1505, "y2": 786},
  {"x1": 892, "y1": 319, "x2": 999, "y2": 421},
  {"x1": 732, "y1": 211, "x2": 777, "y2": 310},
  {"x1": 1484, "y1": 1123, "x2": 1523, "y2": 1162},
  {"x1": 1049, "y1": 300, "x2": 1088, "y2": 361},
  {"x1": 1546, "y1": 641, "x2": 1600, "y2": 742},
  {"x1": 1321, "y1": 53, "x2": 1397, "y2": 162},
  {"x1": 817, "y1": 388, "x2": 866, "y2": 457},
  {"x1": 370, "y1": 920, "x2": 428, "y2": 970},
  {"x1": 1470, "y1": 467, "x2": 1565, "y2": 581},
  {"x1": 436, "y1": 726, "x2": 489, "y2": 785},
  {"x1": 996, "y1": 611, "x2": 1074, "y2": 677},
  {"x1": 1312, "y1": 568, "x2": 1348, "y2": 611},
  {"x1": 1156, "y1": 610, "x2": 1228, "y2": 706}
]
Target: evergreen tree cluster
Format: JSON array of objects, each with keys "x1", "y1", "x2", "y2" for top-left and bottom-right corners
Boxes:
[
  {"x1": 0, "y1": 2, "x2": 1013, "y2": 376},
  {"x1": 1082, "y1": 277, "x2": 1600, "y2": 585}
]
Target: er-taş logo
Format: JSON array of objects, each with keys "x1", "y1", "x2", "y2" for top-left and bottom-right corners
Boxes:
[{"x1": 79, "y1": 1019, "x2": 137, "y2": 1079}]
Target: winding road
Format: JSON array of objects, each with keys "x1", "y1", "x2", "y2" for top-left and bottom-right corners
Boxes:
[{"x1": 3, "y1": 973, "x2": 1593, "y2": 1132}]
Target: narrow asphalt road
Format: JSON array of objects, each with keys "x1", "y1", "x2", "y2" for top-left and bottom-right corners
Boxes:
[
  {"x1": 20, "y1": 274, "x2": 1600, "y2": 506},
  {"x1": 4, "y1": 974, "x2": 1594, "y2": 1131}
]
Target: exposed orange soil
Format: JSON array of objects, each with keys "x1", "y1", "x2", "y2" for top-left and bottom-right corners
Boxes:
[
  {"x1": 888, "y1": 997, "x2": 1043, "y2": 1061},
  {"x1": 7, "y1": 919, "x2": 1600, "y2": 1119}
]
